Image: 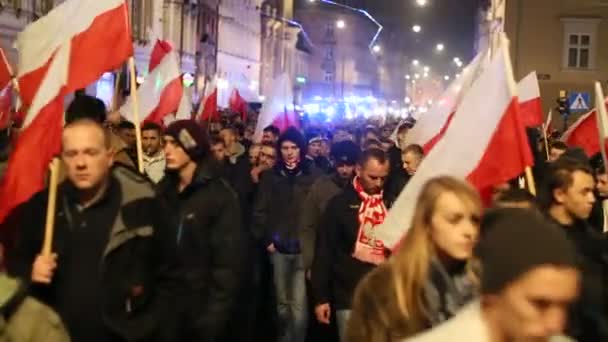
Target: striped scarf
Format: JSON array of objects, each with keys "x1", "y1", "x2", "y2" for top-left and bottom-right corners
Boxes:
[{"x1": 352, "y1": 176, "x2": 387, "y2": 265}]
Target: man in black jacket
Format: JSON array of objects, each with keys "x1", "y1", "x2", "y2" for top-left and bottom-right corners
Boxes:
[
  {"x1": 252, "y1": 127, "x2": 321, "y2": 342},
  {"x1": 156, "y1": 120, "x2": 247, "y2": 341},
  {"x1": 9, "y1": 119, "x2": 172, "y2": 342},
  {"x1": 540, "y1": 156, "x2": 608, "y2": 341},
  {"x1": 312, "y1": 148, "x2": 390, "y2": 341}
]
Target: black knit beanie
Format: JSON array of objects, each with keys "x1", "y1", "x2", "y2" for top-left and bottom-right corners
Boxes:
[
  {"x1": 164, "y1": 120, "x2": 209, "y2": 161},
  {"x1": 476, "y1": 208, "x2": 579, "y2": 295},
  {"x1": 277, "y1": 127, "x2": 307, "y2": 161}
]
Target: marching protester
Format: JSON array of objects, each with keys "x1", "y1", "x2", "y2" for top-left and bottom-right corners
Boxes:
[
  {"x1": 210, "y1": 136, "x2": 228, "y2": 162},
  {"x1": 156, "y1": 120, "x2": 248, "y2": 341},
  {"x1": 307, "y1": 134, "x2": 332, "y2": 173},
  {"x1": 311, "y1": 148, "x2": 391, "y2": 341},
  {"x1": 540, "y1": 156, "x2": 608, "y2": 341},
  {"x1": 347, "y1": 176, "x2": 481, "y2": 341},
  {"x1": 262, "y1": 125, "x2": 281, "y2": 145},
  {"x1": 548, "y1": 141, "x2": 568, "y2": 163},
  {"x1": 116, "y1": 120, "x2": 137, "y2": 163},
  {"x1": 251, "y1": 142, "x2": 278, "y2": 184},
  {"x1": 141, "y1": 122, "x2": 166, "y2": 183},
  {"x1": 590, "y1": 164, "x2": 608, "y2": 233},
  {"x1": 406, "y1": 208, "x2": 581, "y2": 342},
  {"x1": 249, "y1": 143, "x2": 262, "y2": 166},
  {"x1": 492, "y1": 188, "x2": 536, "y2": 209},
  {"x1": 252, "y1": 127, "x2": 322, "y2": 342},
  {"x1": 9, "y1": 119, "x2": 172, "y2": 342},
  {"x1": 401, "y1": 144, "x2": 424, "y2": 176}
]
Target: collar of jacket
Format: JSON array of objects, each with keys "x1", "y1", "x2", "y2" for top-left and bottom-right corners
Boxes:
[
  {"x1": 143, "y1": 152, "x2": 165, "y2": 164},
  {"x1": 228, "y1": 142, "x2": 245, "y2": 164},
  {"x1": 159, "y1": 158, "x2": 220, "y2": 194}
]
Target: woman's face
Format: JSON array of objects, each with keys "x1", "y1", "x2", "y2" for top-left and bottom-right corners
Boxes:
[{"x1": 430, "y1": 191, "x2": 480, "y2": 262}]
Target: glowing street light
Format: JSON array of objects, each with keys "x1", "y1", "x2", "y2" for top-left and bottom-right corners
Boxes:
[
  {"x1": 414, "y1": 73, "x2": 420, "y2": 79},
  {"x1": 412, "y1": 59, "x2": 419, "y2": 66},
  {"x1": 416, "y1": 0, "x2": 428, "y2": 6},
  {"x1": 436, "y1": 43, "x2": 444, "y2": 52},
  {"x1": 336, "y1": 20, "x2": 346, "y2": 29},
  {"x1": 405, "y1": 97, "x2": 411, "y2": 104},
  {"x1": 423, "y1": 66, "x2": 430, "y2": 73},
  {"x1": 444, "y1": 75, "x2": 450, "y2": 81},
  {"x1": 405, "y1": 74, "x2": 411, "y2": 79},
  {"x1": 423, "y1": 73, "x2": 429, "y2": 78},
  {"x1": 412, "y1": 25, "x2": 422, "y2": 33},
  {"x1": 372, "y1": 45, "x2": 381, "y2": 53}
]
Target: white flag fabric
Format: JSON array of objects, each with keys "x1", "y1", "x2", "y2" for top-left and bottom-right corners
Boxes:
[{"x1": 253, "y1": 72, "x2": 294, "y2": 142}]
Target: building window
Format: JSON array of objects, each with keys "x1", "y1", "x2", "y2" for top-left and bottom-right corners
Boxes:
[
  {"x1": 324, "y1": 71, "x2": 334, "y2": 83},
  {"x1": 561, "y1": 18, "x2": 600, "y2": 70}
]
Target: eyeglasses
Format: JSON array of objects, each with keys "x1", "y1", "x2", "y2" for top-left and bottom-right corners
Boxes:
[{"x1": 260, "y1": 152, "x2": 276, "y2": 160}]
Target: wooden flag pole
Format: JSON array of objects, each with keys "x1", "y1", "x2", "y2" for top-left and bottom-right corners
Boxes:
[
  {"x1": 111, "y1": 69, "x2": 121, "y2": 112},
  {"x1": 543, "y1": 123, "x2": 550, "y2": 160},
  {"x1": 41, "y1": 158, "x2": 61, "y2": 256},
  {"x1": 128, "y1": 57, "x2": 144, "y2": 174}
]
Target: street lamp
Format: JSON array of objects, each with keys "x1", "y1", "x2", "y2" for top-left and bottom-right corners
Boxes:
[
  {"x1": 444, "y1": 75, "x2": 450, "y2": 81},
  {"x1": 436, "y1": 43, "x2": 444, "y2": 52},
  {"x1": 423, "y1": 73, "x2": 428, "y2": 78},
  {"x1": 336, "y1": 20, "x2": 345, "y2": 29},
  {"x1": 412, "y1": 25, "x2": 422, "y2": 33},
  {"x1": 416, "y1": 0, "x2": 428, "y2": 6},
  {"x1": 423, "y1": 66, "x2": 430, "y2": 73},
  {"x1": 414, "y1": 73, "x2": 420, "y2": 79},
  {"x1": 412, "y1": 59, "x2": 419, "y2": 66},
  {"x1": 373, "y1": 45, "x2": 381, "y2": 53},
  {"x1": 405, "y1": 74, "x2": 411, "y2": 79}
]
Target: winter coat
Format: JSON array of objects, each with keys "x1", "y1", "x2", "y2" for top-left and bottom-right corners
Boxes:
[
  {"x1": 311, "y1": 185, "x2": 390, "y2": 310},
  {"x1": 0, "y1": 275, "x2": 70, "y2": 342},
  {"x1": 8, "y1": 165, "x2": 173, "y2": 342},
  {"x1": 156, "y1": 161, "x2": 247, "y2": 341},
  {"x1": 300, "y1": 174, "x2": 349, "y2": 269},
  {"x1": 251, "y1": 160, "x2": 321, "y2": 253}
]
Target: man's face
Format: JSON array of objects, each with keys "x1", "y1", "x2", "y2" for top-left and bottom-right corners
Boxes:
[
  {"x1": 554, "y1": 170, "x2": 596, "y2": 220},
  {"x1": 549, "y1": 148, "x2": 566, "y2": 162},
  {"x1": 61, "y1": 124, "x2": 114, "y2": 191},
  {"x1": 380, "y1": 126, "x2": 392, "y2": 139},
  {"x1": 262, "y1": 131, "x2": 277, "y2": 144},
  {"x1": 333, "y1": 130, "x2": 352, "y2": 143},
  {"x1": 403, "y1": 151, "x2": 422, "y2": 176},
  {"x1": 490, "y1": 266, "x2": 580, "y2": 341},
  {"x1": 320, "y1": 141, "x2": 331, "y2": 158},
  {"x1": 259, "y1": 145, "x2": 277, "y2": 169},
  {"x1": 249, "y1": 145, "x2": 261, "y2": 166},
  {"x1": 336, "y1": 163, "x2": 356, "y2": 180},
  {"x1": 163, "y1": 136, "x2": 192, "y2": 170},
  {"x1": 118, "y1": 128, "x2": 136, "y2": 148},
  {"x1": 597, "y1": 173, "x2": 608, "y2": 197},
  {"x1": 356, "y1": 158, "x2": 390, "y2": 194},
  {"x1": 281, "y1": 141, "x2": 300, "y2": 165},
  {"x1": 211, "y1": 143, "x2": 227, "y2": 161},
  {"x1": 308, "y1": 141, "x2": 322, "y2": 158},
  {"x1": 219, "y1": 129, "x2": 236, "y2": 149},
  {"x1": 142, "y1": 129, "x2": 161, "y2": 156}
]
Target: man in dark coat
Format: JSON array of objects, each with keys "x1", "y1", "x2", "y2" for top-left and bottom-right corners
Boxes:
[
  {"x1": 252, "y1": 127, "x2": 321, "y2": 342},
  {"x1": 312, "y1": 148, "x2": 391, "y2": 340},
  {"x1": 9, "y1": 119, "x2": 172, "y2": 342},
  {"x1": 156, "y1": 120, "x2": 247, "y2": 342}
]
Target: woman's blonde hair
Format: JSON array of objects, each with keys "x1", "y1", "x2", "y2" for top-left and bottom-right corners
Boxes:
[{"x1": 347, "y1": 176, "x2": 482, "y2": 342}]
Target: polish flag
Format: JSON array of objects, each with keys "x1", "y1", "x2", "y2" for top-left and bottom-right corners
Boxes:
[
  {"x1": 120, "y1": 39, "x2": 182, "y2": 125},
  {"x1": 229, "y1": 88, "x2": 248, "y2": 121},
  {"x1": 164, "y1": 85, "x2": 193, "y2": 126},
  {"x1": 595, "y1": 82, "x2": 608, "y2": 168},
  {"x1": 404, "y1": 52, "x2": 487, "y2": 153},
  {"x1": 0, "y1": 0, "x2": 132, "y2": 224},
  {"x1": 517, "y1": 71, "x2": 543, "y2": 127},
  {"x1": 0, "y1": 85, "x2": 13, "y2": 130},
  {"x1": 254, "y1": 73, "x2": 295, "y2": 141},
  {"x1": 0, "y1": 49, "x2": 12, "y2": 91},
  {"x1": 562, "y1": 98, "x2": 608, "y2": 157},
  {"x1": 377, "y1": 38, "x2": 533, "y2": 249},
  {"x1": 196, "y1": 77, "x2": 219, "y2": 123}
]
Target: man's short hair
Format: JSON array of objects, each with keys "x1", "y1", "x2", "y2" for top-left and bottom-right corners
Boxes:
[
  {"x1": 358, "y1": 147, "x2": 388, "y2": 167},
  {"x1": 65, "y1": 95, "x2": 107, "y2": 124},
  {"x1": 538, "y1": 156, "x2": 594, "y2": 210},
  {"x1": 494, "y1": 188, "x2": 535, "y2": 206},
  {"x1": 63, "y1": 118, "x2": 111, "y2": 149},
  {"x1": 141, "y1": 122, "x2": 162, "y2": 135},
  {"x1": 210, "y1": 136, "x2": 225, "y2": 147},
  {"x1": 263, "y1": 125, "x2": 280, "y2": 137},
  {"x1": 550, "y1": 141, "x2": 568, "y2": 151},
  {"x1": 402, "y1": 144, "x2": 424, "y2": 157},
  {"x1": 118, "y1": 121, "x2": 135, "y2": 130}
]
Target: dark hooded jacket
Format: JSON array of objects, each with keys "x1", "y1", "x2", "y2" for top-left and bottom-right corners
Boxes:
[
  {"x1": 9, "y1": 166, "x2": 173, "y2": 342},
  {"x1": 156, "y1": 160, "x2": 247, "y2": 341}
]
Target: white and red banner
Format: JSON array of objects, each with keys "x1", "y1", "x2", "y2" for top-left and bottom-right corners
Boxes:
[
  {"x1": 562, "y1": 97, "x2": 608, "y2": 157},
  {"x1": 229, "y1": 88, "x2": 248, "y2": 121},
  {"x1": 377, "y1": 38, "x2": 533, "y2": 249},
  {"x1": 0, "y1": 0, "x2": 132, "y2": 223},
  {"x1": 595, "y1": 83, "x2": 608, "y2": 168},
  {"x1": 517, "y1": 71, "x2": 543, "y2": 127},
  {"x1": 120, "y1": 39, "x2": 182, "y2": 125},
  {"x1": 404, "y1": 52, "x2": 487, "y2": 153},
  {"x1": 196, "y1": 77, "x2": 218, "y2": 123},
  {"x1": 254, "y1": 73, "x2": 296, "y2": 142},
  {"x1": 0, "y1": 48, "x2": 12, "y2": 91}
]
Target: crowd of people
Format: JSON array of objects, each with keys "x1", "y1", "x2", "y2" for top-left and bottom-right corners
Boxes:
[{"x1": 0, "y1": 92, "x2": 607, "y2": 342}]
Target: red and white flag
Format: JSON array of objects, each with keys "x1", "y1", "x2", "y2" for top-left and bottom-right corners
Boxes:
[
  {"x1": 120, "y1": 39, "x2": 182, "y2": 125},
  {"x1": 254, "y1": 73, "x2": 295, "y2": 141},
  {"x1": 377, "y1": 38, "x2": 533, "y2": 249},
  {"x1": 196, "y1": 77, "x2": 218, "y2": 123},
  {"x1": 404, "y1": 52, "x2": 487, "y2": 152},
  {"x1": 0, "y1": 85, "x2": 13, "y2": 130},
  {"x1": 229, "y1": 88, "x2": 248, "y2": 121},
  {"x1": 517, "y1": 71, "x2": 543, "y2": 127},
  {"x1": 561, "y1": 98, "x2": 608, "y2": 157},
  {"x1": 0, "y1": 0, "x2": 132, "y2": 223},
  {"x1": 0, "y1": 48, "x2": 12, "y2": 91},
  {"x1": 164, "y1": 84, "x2": 193, "y2": 126},
  {"x1": 595, "y1": 82, "x2": 608, "y2": 168}
]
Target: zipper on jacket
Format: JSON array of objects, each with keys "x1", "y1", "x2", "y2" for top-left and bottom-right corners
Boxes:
[{"x1": 176, "y1": 216, "x2": 185, "y2": 246}]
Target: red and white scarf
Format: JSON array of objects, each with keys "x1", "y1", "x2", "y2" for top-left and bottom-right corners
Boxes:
[
  {"x1": 284, "y1": 156, "x2": 300, "y2": 170},
  {"x1": 352, "y1": 176, "x2": 387, "y2": 265}
]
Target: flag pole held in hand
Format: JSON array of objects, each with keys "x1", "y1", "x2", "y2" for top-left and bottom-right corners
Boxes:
[
  {"x1": 128, "y1": 57, "x2": 144, "y2": 174},
  {"x1": 41, "y1": 158, "x2": 60, "y2": 256}
]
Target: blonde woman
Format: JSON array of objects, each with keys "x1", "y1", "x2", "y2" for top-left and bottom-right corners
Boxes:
[{"x1": 347, "y1": 176, "x2": 482, "y2": 342}]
